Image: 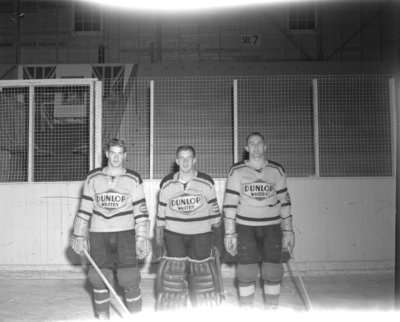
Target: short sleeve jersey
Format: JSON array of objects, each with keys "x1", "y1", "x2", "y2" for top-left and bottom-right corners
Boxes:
[
  {"x1": 223, "y1": 160, "x2": 291, "y2": 226},
  {"x1": 156, "y1": 171, "x2": 221, "y2": 235},
  {"x1": 77, "y1": 168, "x2": 149, "y2": 233}
]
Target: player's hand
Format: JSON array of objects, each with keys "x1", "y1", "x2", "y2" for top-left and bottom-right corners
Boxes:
[
  {"x1": 152, "y1": 244, "x2": 164, "y2": 263},
  {"x1": 136, "y1": 236, "x2": 152, "y2": 260},
  {"x1": 224, "y1": 233, "x2": 238, "y2": 256},
  {"x1": 69, "y1": 234, "x2": 89, "y2": 255},
  {"x1": 282, "y1": 230, "x2": 295, "y2": 252}
]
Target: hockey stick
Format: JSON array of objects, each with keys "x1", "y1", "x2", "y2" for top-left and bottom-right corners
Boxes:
[
  {"x1": 83, "y1": 249, "x2": 131, "y2": 316},
  {"x1": 286, "y1": 249, "x2": 314, "y2": 312},
  {"x1": 212, "y1": 247, "x2": 226, "y2": 302}
]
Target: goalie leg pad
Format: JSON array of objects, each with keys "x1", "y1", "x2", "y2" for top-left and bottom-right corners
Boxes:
[
  {"x1": 155, "y1": 256, "x2": 189, "y2": 311},
  {"x1": 188, "y1": 256, "x2": 222, "y2": 307},
  {"x1": 236, "y1": 263, "x2": 258, "y2": 283},
  {"x1": 261, "y1": 262, "x2": 284, "y2": 283}
]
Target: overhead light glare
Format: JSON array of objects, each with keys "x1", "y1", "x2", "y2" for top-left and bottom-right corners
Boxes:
[{"x1": 81, "y1": 0, "x2": 312, "y2": 11}]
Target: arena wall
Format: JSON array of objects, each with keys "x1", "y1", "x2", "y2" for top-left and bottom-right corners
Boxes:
[{"x1": 0, "y1": 177, "x2": 395, "y2": 277}]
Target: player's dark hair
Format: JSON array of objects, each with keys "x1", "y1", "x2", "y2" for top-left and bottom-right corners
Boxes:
[
  {"x1": 176, "y1": 145, "x2": 196, "y2": 157},
  {"x1": 106, "y1": 138, "x2": 127, "y2": 152},
  {"x1": 246, "y1": 131, "x2": 265, "y2": 144}
]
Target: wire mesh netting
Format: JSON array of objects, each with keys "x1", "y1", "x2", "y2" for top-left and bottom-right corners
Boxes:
[
  {"x1": 152, "y1": 77, "x2": 233, "y2": 179},
  {"x1": 103, "y1": 77, "x2": 151, "y2": 178},
  {"x1": 318, "y1": 76, "x2": 392, "y2": 177},
  {"x1": 0, "y1": 83, "x2": 91, "y2": 182},
  {"x1": 0, "y1": 88, "x2": 28, "y2": 182},
  {"x1": 35, "y1": 85, "x2": 90, "y2": 181},
  {"x1": 0, "y1": 75, "x2": 394, "y2": 183},
  {"x1": 237, "y1": 76, "x2": 315, "y2": 177}
]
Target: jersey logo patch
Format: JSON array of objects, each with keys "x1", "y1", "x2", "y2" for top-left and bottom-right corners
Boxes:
[
  {"x1": 242, "y1": 181, "x2": 274, "y2": 201},
  {"x1": 139, "y1": 202, "x2": 148, "y2": 213},
  {"x1": 96, "y1": 191, "x2": 129, "y2": 210},
  {"x1": 285, "y1": 192, "x2": 291, "y2": 203},
  {"x1": 211, "y1": 202, "x2": 220, "y2": 213},
  {"x1": 170, "y1": 193, "x2": 203, "y2": 214}
]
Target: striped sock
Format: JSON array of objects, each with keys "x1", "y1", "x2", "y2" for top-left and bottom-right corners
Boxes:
[
  {"x1": 125, "y1": 287, "x2": 142, "y2": 313},
  {"x1": 93, "y1": 288, "x2": 110, "y2": 317},
  {"x1": 263, "y1": 281, "x2": 280, "y2": 309},
  {"x1": 238, "y1": 281, "x2": 255, "y2": 307}
]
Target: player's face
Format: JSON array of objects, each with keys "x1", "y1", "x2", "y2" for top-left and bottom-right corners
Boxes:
[
  {"x1": 106, "y1": 146, "x2": 126, "y2": 168},
  {"x1": 245, "y1": 135, "x2": 266, "y2": 158},
  {"x1": 176, "y1": 150, "x2": 196, "y2": 173}
]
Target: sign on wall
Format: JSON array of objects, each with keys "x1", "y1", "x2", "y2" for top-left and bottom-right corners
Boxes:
[{"x1": 241, "y1": 34, "x2": 261, "y2": 47}]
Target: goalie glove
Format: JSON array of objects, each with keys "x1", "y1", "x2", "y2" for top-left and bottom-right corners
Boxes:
[
  {"x1": 135, "y1": 220, "x2": 152, "y2": 260},
  {"x1": 69, "y1": 216, "x2": 89, "y2": 255}
]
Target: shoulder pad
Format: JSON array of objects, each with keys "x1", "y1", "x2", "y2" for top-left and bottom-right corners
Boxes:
[
  {"x1": 197, "y1": 172, "x2": 214, "y2": 185},
  {"x1": 160, "y1": 173, "x2": 175, "y2": 188},
  {"x1": 86, "y1": 167, "x2": 103, "y2": 179},
  {"x1": 267, "y1": 160, "x2": 286, "y2": 173},
  {"x1": 125, "y1": 169, "x2": 143, "y2": 184},
  {"x1": 228, "y1": 161, "x2": 246, "y2": 175}
]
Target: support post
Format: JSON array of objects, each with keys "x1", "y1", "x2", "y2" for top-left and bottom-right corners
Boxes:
[
  {"x1": 233, "y1": 79, "x2": 238, "y2": 163},
  {"x1": 150, "y1": 80, "x2": 154, "y2": 180}
]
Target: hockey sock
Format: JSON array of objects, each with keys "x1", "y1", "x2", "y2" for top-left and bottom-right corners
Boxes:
[
  {"x1": 238, "y1": 281, "x2": 255, "y2": 307},
  {"x1": 263, "y1": 281, "x2": 280, "y2": 309},
  {"x1": 93, "y1": 288, "x2": 110, "y2": 317},
  {"x1": 125, "y1": 287, "x2": 142, "y2": 313}
]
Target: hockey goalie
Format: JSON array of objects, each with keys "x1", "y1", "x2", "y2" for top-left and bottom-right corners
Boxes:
[{"x1": 153, "y1": 145, "x2": 224, "y2": 310}]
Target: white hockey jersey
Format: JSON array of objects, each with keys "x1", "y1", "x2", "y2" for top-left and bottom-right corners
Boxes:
[
  {"x1": 157, "y1": 171, "x2": 221, "y2": 235},
  {"x1": 223, "y1": 160, "x2": 291, "y2": 226},
  {"x1": 77, "y1": 167, "x2": 149, "y2": 233}
]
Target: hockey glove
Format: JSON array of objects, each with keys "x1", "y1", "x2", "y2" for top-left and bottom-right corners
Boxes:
[
  {"x1": 282, "y1": 230, "x2": 295, "y2": 251},
  {"x1": 224, "y1": 233, "x2": 238, "y2": 257},
  {"x1": 224, "y1": 217, "x2": 237, "y2": 256},
  {"x1": 137, "y1": 237, "x2": 152, "y2": 259},
  {"x1": 281, "y1": 215, "x2": 295, "y2": 262},
  {"x1": 69, "y1": 234, "x2": 89, "y2": 255},
  {"x1": 70, "y1": 215, "x2": 89, "y2": 255},
  {"x1": 135, "y1": 220, "x2": 152, "y2": 260}
]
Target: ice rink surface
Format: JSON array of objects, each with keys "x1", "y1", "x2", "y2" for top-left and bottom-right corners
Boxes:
[{"x1": 0, "y1": 271, "x2": 397, "y2": 321}]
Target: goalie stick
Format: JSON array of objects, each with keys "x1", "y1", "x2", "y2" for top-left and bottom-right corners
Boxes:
[{"x1": 212, "y1": 247, "x2": 226, "y2": 302}]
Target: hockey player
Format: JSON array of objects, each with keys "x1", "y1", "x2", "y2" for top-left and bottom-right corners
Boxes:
[
  {"x1": 69, "y1": 138, "x2": 151, "y2": 319},
  {"x1": 154, "y1": 145, "x2": 224, "y2": 310},
  {"x1": 223, "y1": 132, "x2": 295, "y2": 309}
]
